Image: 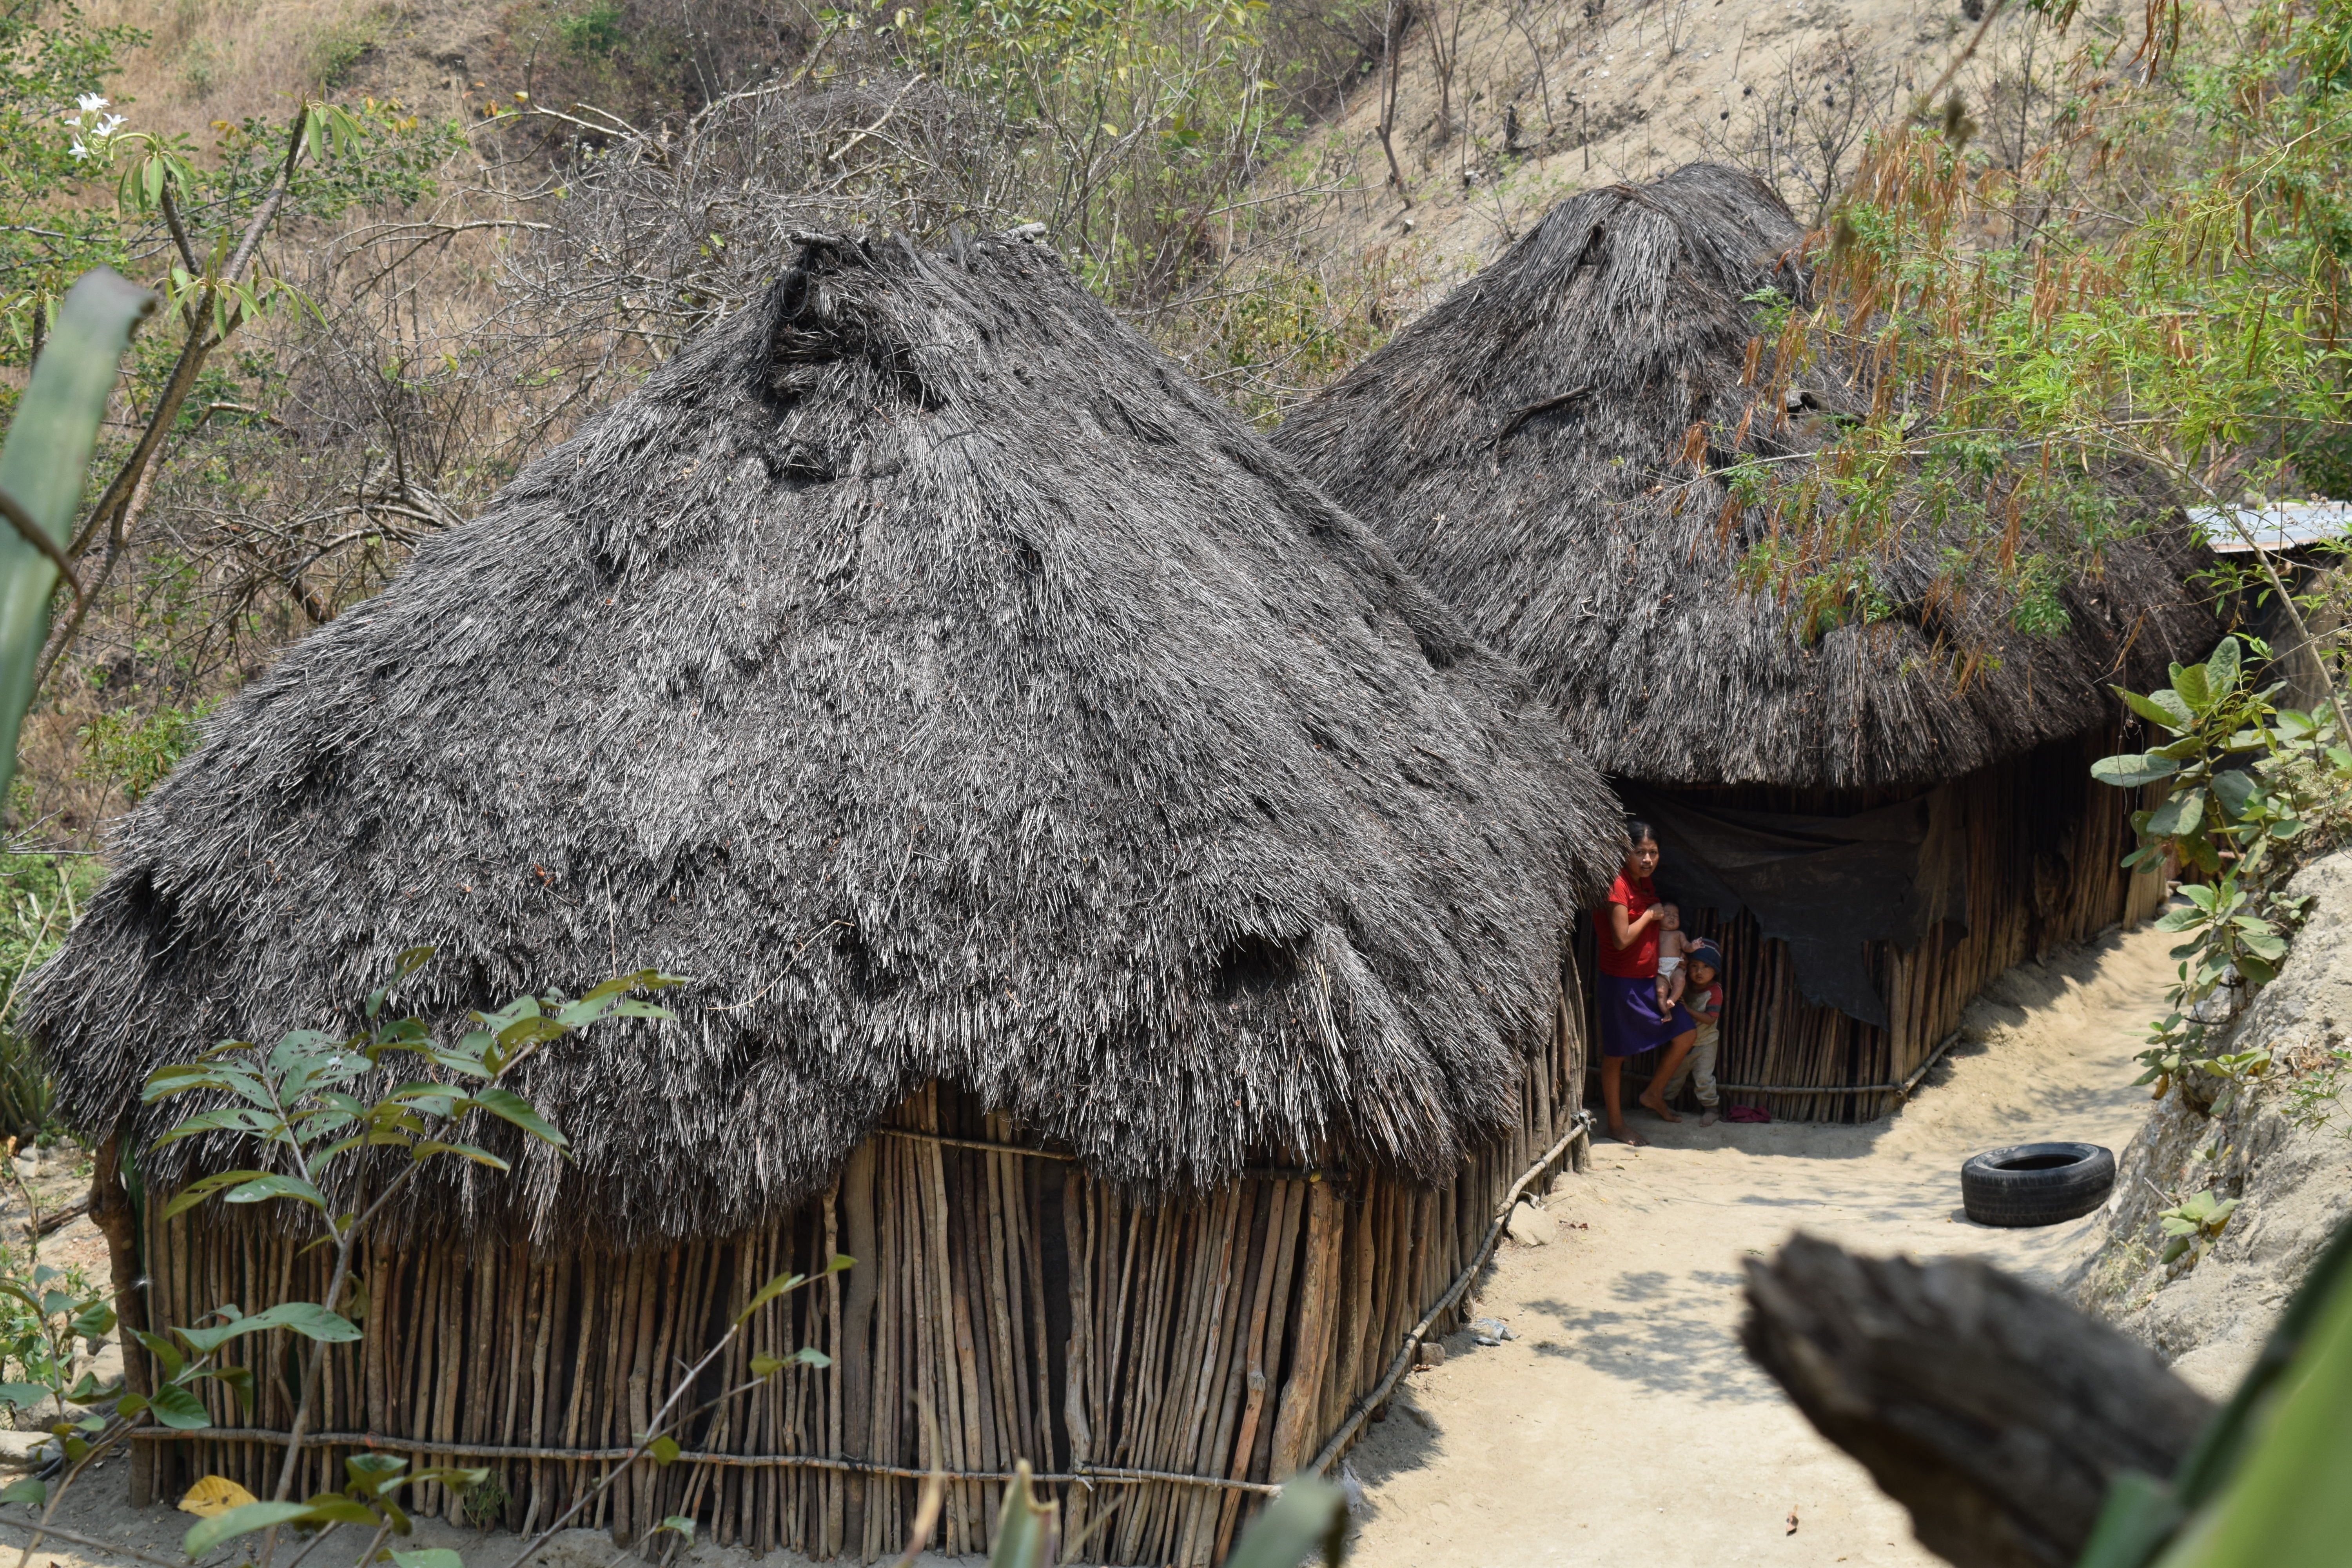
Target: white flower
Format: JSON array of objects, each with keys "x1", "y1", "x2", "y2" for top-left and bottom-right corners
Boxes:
[
  {"x1": 67, "y1": 141, "x2": 89, "y2": 160},
  {"x1": 98, "y1": 114, "x2": 125, "y2": 135},
  {"x1": 76, "y1": 93, "x2": 109, "y2": 114}
]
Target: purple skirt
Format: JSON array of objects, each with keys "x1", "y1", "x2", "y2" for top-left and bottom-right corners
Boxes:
[{"x1": 1597, "y1": 973, "x2": 1697, "y2": 1058}]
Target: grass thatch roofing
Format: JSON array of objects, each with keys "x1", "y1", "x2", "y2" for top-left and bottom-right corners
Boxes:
[
  {"x1": 1271, "y1": 163, "x2": 2219, "y2": 790},
  {"x1": 27, "y1": 229, "x2": 1622, "y2": 1245}
]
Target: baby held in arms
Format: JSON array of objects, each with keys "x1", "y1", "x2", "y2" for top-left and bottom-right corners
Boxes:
[{"x1": 1653, "y1": 904, "x2": 1690, "y2": 1011}]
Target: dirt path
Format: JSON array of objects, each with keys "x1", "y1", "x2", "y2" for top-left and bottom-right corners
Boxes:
[{"x1": 1340, "y1": 922, "x2": 2176, "y2": 1568}]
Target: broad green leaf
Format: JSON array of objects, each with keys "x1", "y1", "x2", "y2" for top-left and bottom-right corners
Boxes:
[
  {"x1": 132, "y1": 1329, "x2": 186, "y2": 1379},
  {"x1": 407, "y1": 1466, "x2": 487, "y2": 1491},
  {"x1": 0, "y1": 268, "x2": 158, "y2": 800},
  {"x1": 0, "y1": 1381, "x2": 49, "y2": 1408},
  {"x1": 795, "y1": 1347, "x2": 832, "y2": 1369},
  {"x1": 2120, "y1": 685, "x2": 2197, "y2": 730},
  {"x1": 2209, "y1": 770, "x2": 2258, "y2": 820},
  {"x1": 62, "y1": 1370, "x2": 118, "y2": 1404},
  {"x1": 346, "y1": 1452, "x2": 408, "y2": 1490},
  {"x1": 150, "y1": 1107, "x2": 280, "y2": 1148},
  {"x1": 2205, "y1": 636, "x2": 2241, "y2": 696},
  {"x1": 2137, "y1": 1227, "x2": 2352, "y2": 1568},
  {"x1": 2145, "y1": 788, "x2": 2208, "y2": 839},
  {"x1": 389, "y1": 1551, "x2": 464, "y2": 1568},
  {"x1": 735, "y1": 1270, "x2": 807, "y2": 1326},
  {"x1": 297, "y1": 1495, "x2": 387, "y2": 1528},
  {"x1": 649, "y1": 1436, "x2": 680, "y2": 1466},
  {"x1": 223, "y1": 1174, "x2": 327, "y2": 1210},
  {"x1": 411, "y1": 1141, "x2": 510, "y2": 1171},
  {"x1": 0, "y1": 1477, "x2": 45, "y2": 1508},
  {"x1": 469, "y1": 1087, "x2": 567, "y2": 1148},
  {"x1": 1222, "y1": 1476, "x2": 1347, "y2": 1568},
  {"x1": 183, "y1": 1500, "x2": 318, "y2": 1558},
  {"x1": 231, "y1": 1301, "x2": 361, "y2": 1343},
  {"x1": 160, "y1": 1171, "x2": 279, "y2": 1221},
  {"x1": 579, "y1": 968, "x2": 684, "y2": 1003},
  {"x1": 2092, "y1": 752, "x2": 2180, "y2": 788},
  {"x1": 986, "y1": 1462, "x2": 1057, "y2": 1568},
  {"x1": 209, "y1": 1364, "x2": 256, "y2": 1412},
  {"x1": 749, "y1": 1355, "x2": 784, "y2": 1378},
  {"x1": 367, "y1": 946, "x2": 436, "y2": 1020},
  {"x1": 147, "y1": 1385, "x2": 212, "y2": 1430},
  {"x1": 71, "y1": 1299, "x2": 116, "y2": 1340},
  {"x1": 653, "y1": 1517, "x2": 697, "y2": 1544},
  {"x1": 2173, "y1": 662, "x2": 2212, "y2": 709}
]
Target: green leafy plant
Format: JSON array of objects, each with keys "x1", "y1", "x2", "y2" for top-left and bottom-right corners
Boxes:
[
  {"x1": 2158, "y1": 1189, "x2": 2241, "y2": 1268},
  {"x1": 2091, "y1": 635, "x2": 2352, "y2": 1092},
  {"x1": 0, "y1": 1244, "x2": 97, "y2": 1405},
  {"x1": 976, "y1": 1457, "x2": 1346, "y2": 1568},
  {"x1": 2077, "y1": 1212, "x2": 2352, "y2": 1566},
  {"x1": 74, "y1": 698, "x2": 213, "y2": 805},
  {"x1": 0, "y1": 954, "x2": 709, "y2": 1568}
]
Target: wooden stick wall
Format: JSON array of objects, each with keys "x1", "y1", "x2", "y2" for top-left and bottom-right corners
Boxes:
[
  {"x1": 134, "y1": 978, "x2": 1589, "y2": 1564},
  {"x1": 1588, "y1": 723, "x2": 2164, "y2": 1121}
]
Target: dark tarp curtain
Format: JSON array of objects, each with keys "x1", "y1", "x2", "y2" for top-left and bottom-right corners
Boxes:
[{"x1": 1618, "y1": 784, "x2": 1970, "y2": 1029}]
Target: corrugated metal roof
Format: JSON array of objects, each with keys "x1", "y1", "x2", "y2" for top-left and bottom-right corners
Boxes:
[{"x1": 2189, "y1": 501, "x2": 2352, "y2": 554}]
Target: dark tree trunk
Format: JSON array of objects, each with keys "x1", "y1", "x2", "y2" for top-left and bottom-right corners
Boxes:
[
  {"x1": 89, "y1": 1131, "x2": 153, "y2": 1507},
  {"x1": 1742, "y1": 1234, "x2": 2213, "y2": 1568}
]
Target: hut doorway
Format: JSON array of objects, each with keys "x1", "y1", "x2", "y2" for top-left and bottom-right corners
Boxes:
[{"x1": 1580, "y1": 724, "x2": 2170, "y2": 1121}]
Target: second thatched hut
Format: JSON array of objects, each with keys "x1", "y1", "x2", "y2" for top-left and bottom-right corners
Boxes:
[
  {"x1": 1274, "y1": 163, "x2": 2220, "y2": 1118},
  {"x1": 29, "y1": 229, "x2": 1622, "y2": 1561}
]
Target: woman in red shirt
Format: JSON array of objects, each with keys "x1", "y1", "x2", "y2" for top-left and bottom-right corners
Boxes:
[{"x1": 1595, "y1": 820, "x2": 1699, "y2": 1144}]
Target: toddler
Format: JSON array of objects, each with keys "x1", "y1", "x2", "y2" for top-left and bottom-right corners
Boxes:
[
  {"x1": 1661, "y1": 940, "x2": 1726, "y2": 1126},
  {"x1": 1653, "y1": 904, "x2": 1690, "y2": 1011}
]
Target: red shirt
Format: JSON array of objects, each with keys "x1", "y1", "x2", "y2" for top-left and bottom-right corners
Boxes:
[{"x1": 1595, "y1": 873, "x2": 1659, "y2": 978}]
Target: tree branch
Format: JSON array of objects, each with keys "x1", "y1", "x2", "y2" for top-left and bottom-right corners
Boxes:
[{"x1": 1742, "y1": 1234, "x2": 2213, "y2": 1568}]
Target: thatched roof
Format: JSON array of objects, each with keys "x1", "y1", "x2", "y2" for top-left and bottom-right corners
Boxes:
[
  {"x1": 27, "y1": 230, "x2": 1623, "y2": 1245},
  {"x1": 1271, "y1": 163, "x2": 2219, "y2": 790}
]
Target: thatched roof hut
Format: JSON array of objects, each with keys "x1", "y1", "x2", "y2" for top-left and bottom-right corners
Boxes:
[
  {"x1": 1274, "y1": 164, "x2": 2220, "y2": 1115},
  {"x1": 29, "y1": 229, "x2": 1619, "y2": 1562}
]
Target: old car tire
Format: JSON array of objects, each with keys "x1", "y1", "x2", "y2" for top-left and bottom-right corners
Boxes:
[{"x1": 1960, "y1": 1142, "x2": 2116, "y2": 1227}]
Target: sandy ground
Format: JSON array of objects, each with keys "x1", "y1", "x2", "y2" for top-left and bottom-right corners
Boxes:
[
  {"x1": 0, "y1": 922, "x2": 2173, "y2": 1568},
  {"x1": 1340, "y1": 918, "x2": 2177, "y2": 1568}
]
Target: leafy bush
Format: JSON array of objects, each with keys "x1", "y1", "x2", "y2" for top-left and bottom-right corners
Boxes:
[
  {"x1": 75, "y1": 700, "x2": 211, "y2": 806},
  {"x1": 2091, "y1": 634, "x2": 2352, "y2": 1091}
]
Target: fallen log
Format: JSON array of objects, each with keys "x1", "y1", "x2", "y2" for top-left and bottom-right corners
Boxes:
[
  {"x1": 31, "y1": 1196, "x2": 89, "y2": 1238},
  {"x1": 1741, "y1": 1233, "x2": 2213, "y2": 1568}
]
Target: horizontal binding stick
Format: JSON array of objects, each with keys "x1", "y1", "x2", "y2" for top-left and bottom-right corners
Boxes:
[
  {"x1": 123, "y1": 1432, "x2": 1283, "y2": 1496},
  {"x1": 1617, "y1": 1026, "x2": 1967, "y2": 1101}
]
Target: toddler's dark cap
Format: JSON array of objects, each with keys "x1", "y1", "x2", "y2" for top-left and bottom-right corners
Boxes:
[{"x1": 1688, "y1": 938, "x2": 1723, "y2": 971}]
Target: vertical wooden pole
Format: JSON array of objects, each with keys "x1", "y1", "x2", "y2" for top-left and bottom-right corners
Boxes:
[{"x1": 1267, "y1": 1178, "x2": 1341, "y2": 1476}]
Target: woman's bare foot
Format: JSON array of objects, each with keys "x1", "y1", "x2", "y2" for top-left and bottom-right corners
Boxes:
[
  {"x1": 1637, "y1": 1089, "x2": 1682, "y2": 1123},
  {"x1": 1604, "y1": 1120, "x2": 1648, "y2": 1146}
]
